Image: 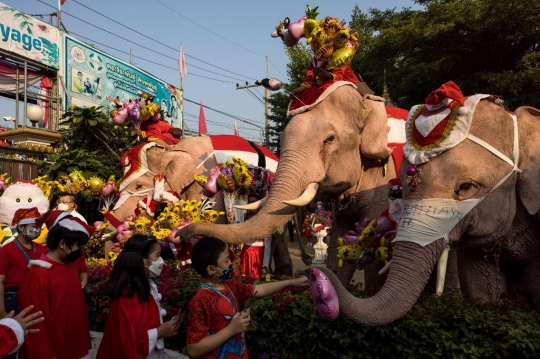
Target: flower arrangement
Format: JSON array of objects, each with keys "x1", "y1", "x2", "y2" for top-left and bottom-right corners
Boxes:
[{"x1": 310, "y1": 208, "x2": 332, "y2": 230}]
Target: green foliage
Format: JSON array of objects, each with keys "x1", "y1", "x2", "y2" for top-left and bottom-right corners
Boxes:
[
  {"x1": 37, "y1": 106, "x2": 135, "y2": 180},
  {"x1": 248, "y1": 287, "x2": 540, "y2": 359},
  {"x1": 349, "y1": 0, "x2": 540, "y2": 110}
]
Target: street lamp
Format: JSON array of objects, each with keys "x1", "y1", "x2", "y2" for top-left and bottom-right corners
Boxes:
[{"x1": 26, "y1": 105, "x2": 44, "y2": 127}]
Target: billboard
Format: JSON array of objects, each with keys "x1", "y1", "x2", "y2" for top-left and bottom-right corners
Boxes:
[
  {"x1": 64, "y1": 35, "x2": 182, "y2": 128},
  {"x1": 0, "y1": 3, "x2": 59, "y2": 68}
]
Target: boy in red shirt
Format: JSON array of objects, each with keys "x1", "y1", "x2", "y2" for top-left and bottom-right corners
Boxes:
[
  {"x1": 0, "y1": 208, "x2": 47, "y2": 320},
  {"x1": 186, "y1": 237, "x2": 308, "y2": 359}
]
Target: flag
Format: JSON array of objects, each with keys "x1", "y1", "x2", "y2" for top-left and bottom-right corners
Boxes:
[
  {"x1": 199, "y1": 102, "x2": 207, "y2": 136},
  {"x1": 234, "y1": 119, "x2": 239, "y2": 136},
  {"x1": 59, "y1": 0, "x2": 67, "y2": 9},
  {"x1": 178, "y1": 44, "x2": 187, "y2": 78}
]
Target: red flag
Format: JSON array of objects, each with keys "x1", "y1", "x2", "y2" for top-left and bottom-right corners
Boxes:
[
  {"x1": 178, "y1": 43, "x2": 187, "y2": 78},
  {"x1": 234, "y1": 119, "x2": 239, "y2": 136},
  {"x1": 199, "y1": 102, "x2": 207, "y2": 136}
]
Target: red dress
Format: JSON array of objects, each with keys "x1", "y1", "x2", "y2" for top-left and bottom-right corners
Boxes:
[
  {"x1": 186, "y1": 280, "x2": 254, "y2": 359},
  {"x1": 0, "y1": 239, "x2": 47, "y2": 288},
  {"x1": 17, "y1": 254, "x2": 92, "y2": 359},
  {"x1": 0, "y1": 318, "x2": 23, "y2": 356},
  {"x1": 301, "y1": 61, "x2": 360, "y2": 89},
  {"x1": 96, "y1": 283, "x2": 164, "y2": 359}
]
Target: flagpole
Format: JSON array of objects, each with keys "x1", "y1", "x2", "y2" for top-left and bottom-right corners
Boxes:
[{"x1": 180, "y1": 42, "x2": 184, "y2": 137}]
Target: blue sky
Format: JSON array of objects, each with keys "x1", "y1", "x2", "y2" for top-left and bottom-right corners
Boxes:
[{"x1": 2, "y1": 0, "x2": 422, "y2": 142}]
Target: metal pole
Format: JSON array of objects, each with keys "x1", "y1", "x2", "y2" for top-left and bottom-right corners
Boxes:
[
  {"x1": 57, "y1": 9, "x2": 61, "y2": 30},
  {"x1": 15, "y1": 66, "x2": 19, "y2": 128},
  {"x1": 264, "y1": 56, "x2": 269, "y2": 146},
  {"x1": 129, "y1": 49, "x2": 133, "y2": 64},
  {"x1": 24, "y1": 61, "x2": 27, "y2": 129},
  {"x1": 180, "y1": 42, "x2": 184, "y2": 135}
]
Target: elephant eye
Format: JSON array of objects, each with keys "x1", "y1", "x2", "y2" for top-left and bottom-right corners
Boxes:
[
  {"x1": 16, "y1": 198, "x2": 20, "y2": 203},
  {"x1": 459, "y1": 183, "x2": 474, "y2": 191},
  {"x1": 323, "y1": 135, "x2": 335, "y2": 144},
  {"x1": 28, "y1": 198, "x2": 32, "y2": 202},
  {"x1": 454, "y1": 181, "x2": 479, "y2": 199}
]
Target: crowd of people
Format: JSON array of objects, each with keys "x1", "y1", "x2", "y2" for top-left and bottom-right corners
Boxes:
[{"x1": 0, "y1": 193, "x2": 308, "y2": 359}]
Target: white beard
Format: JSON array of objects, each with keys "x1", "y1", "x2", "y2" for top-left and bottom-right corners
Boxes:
[{"x1": 388, "y1": 199, "x2": 402, "y2": 222}]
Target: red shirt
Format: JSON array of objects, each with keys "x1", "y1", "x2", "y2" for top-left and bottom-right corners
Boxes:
[
  {"x1": 187, "y1": 279, "x2": 254, "y2": 359},
  {"x1": 140, "y1": 120, "x2": 179, "y2": 145},
  {"x1": 0, "y1": 240, "x2": 47, "y2": 288},
  {"x1": 68, "y1": 251, "x2": 88, "y2": 274}
]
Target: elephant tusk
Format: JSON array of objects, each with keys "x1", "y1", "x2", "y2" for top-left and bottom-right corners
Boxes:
[
  {"x1": 282, "y1": 183, "x2": 319, "y2": 206},
  {"x1": 233, "y1": 197, "x2": 267, "y2": 210},
  {"x1": 436, "y1": 247, "x2": 450, "y2": 296},
  {"x1": 378, "y1": 260, "x2": 391, "y2": 275}
]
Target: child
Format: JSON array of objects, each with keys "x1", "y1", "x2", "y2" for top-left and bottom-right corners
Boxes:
[
  {"x1": 96, "y1": 234, "x2": 181, "y2": 359},
  {"x1": 17, "y1": 210, "x2": 96, "y2": 359},
  {"x1": 186, "y1": 237, "x2": 308, "y2": 359}
]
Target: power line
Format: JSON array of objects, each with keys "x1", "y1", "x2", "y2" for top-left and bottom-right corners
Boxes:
[
  {"x1": 184, "y1": 97, "x2": 264, "y2": 127},
  {"x1": 39, "y1": 0, "x2": 257, "y2": 81},
  {"x1": 245, "y1": 88, "x2": 265, "y2": 105},
  {"x1": 268, "y1": 57, "x2": 288, "y2": 80},
  {"x1": 69, "y1": 31, "x2": 237, "y2": 84},
  {"x1": 184, "y1": 112, "x2": 260, "y2": 133},
  {"x1": 70, "y1": 0, "x2": 257, "y2": 80},
  {"x1": 154, "y1": 0, "x2": 266, "y2": 58}
]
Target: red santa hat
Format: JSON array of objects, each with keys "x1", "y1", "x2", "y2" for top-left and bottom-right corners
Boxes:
[
  {"x1": 389, "y1": 177, "x2": 402, "y2": 188},
  {"x1": 403, "y1": 81, "x2": 491, "y2": 164},
  {"x1": 138, "y1": 197, "x2": 158, "y2": 216},
  {"x1": 36, "y1": 210, "x2": 95, "y2": 237},
  {"x1": 11, "y1": 207, "x2": 40, "y2": 226},
  {"x1": 153, "y1": 175, "x2": 180, "y2": 203},
  {"x1": 161, "y1": 190, "x2": 180, "y2": 203}
]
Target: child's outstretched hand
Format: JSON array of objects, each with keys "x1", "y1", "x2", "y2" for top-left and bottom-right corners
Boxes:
[
  {"x1": 228, "y1": 311, "x2": 250, "y2": 335},
  {"x1": 291, "y1": 276, "x2": 309, "y2": 288}
]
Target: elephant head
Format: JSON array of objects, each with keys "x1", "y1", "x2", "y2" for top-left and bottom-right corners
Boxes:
[
  {"x1": 179, "y1": 83, "x2": 395, "y2": 244},
  {"x1": 320, "y1": 84, "x2": 540, "y2": 325}
]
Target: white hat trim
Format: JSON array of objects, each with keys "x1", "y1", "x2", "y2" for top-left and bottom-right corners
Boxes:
[
  {"x1": 403, "y1": 94, "x2": 490, "y2": 164},
  {"x1": 57, "y1": 217, "x2": 90, "y2": 236},
  {"x1": 28, "y1": 259, "x2": 53, "y2": 269},
  {"x1": 18, "y1": 218, "x2": 36, "y2": 226}
]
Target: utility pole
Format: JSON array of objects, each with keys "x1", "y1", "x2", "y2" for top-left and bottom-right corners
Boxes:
[
  {"x1": 129, "y1": 49, "x2": 133, "y2": 64},
  {"x1": 264, "y1": 56, "x2": 269, "y2": 146}
]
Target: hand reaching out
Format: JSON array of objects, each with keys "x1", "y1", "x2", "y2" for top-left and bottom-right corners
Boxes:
[
  {"x1": 290, "y1": 276, "x2": 309, "y2": 288},
  {"x1": 9, "y1": 305, "x2": 44, "y2": 335},
  {"x1": 228, "y1": 311, "x2": 250, "y2": 336}
]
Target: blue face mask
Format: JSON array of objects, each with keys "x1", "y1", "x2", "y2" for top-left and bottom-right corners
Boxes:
[{"x1": 215, "y1": 264, "x2": 234, "y2": 280}]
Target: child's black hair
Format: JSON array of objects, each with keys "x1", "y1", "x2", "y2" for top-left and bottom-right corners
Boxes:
[
  {"x1": 191, "y1": 237, "x2": 228, "y2": 276},
  {"x1": 46, "y1": 223, "x2": 90, "y2": 250},
  {"x1": 105, "y1": 234, "x2": 158, "y2": 302}
]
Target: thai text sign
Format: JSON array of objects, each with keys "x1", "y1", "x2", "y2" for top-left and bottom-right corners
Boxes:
[
  {"x1": 65, "y1": 35, "x2": 182, "y2": 127},
  {"x1": 0, "y1": 3, "x2": 60, "y2": 68}
]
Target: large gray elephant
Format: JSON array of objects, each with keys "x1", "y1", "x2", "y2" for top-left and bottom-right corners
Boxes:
[
  {"x1": 178, "y1": 82, "x2": 410, "y2": 287},
  {"x1": 318, "y1": 94, "x2": 540, "y2": 325}
]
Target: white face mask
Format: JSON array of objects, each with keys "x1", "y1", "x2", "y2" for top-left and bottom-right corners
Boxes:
[
  {"x1": 57, "y1": 203, "x2": 69, "y2": 211},
  {"x1": 393, "y1": 197, "x2": 483, "y2": 247},
  {"x1": 388, "y1": 199, "x2": 402, "y2": 222},
  {"x1": 147, "y1": 257, "x2": 164, "y2": 278}
]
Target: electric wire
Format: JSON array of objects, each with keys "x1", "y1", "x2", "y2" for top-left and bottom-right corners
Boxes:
[
  {"x1": 38, "y1": 0, "x2": 256, "y2": 82},
  {"x1": 154, "y1": 0, "x2": 266, "y2": 58},
  {"x1": 245, "y1": 88, "x2": 265, "y2": 105},
  {"x1": 70, "y1": 0, "x2": 258, "y2": 81},
  {"x1": 184, "y1": 98, "x2": 265, "y2": 127},
  {"x1": 184, "y1": 112, "x2": 260, "y2": 133}
]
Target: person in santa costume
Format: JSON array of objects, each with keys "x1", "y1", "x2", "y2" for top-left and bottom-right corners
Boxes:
[
  {"x1": 96, "y1": 234, "x2": 181, "y2": 359},
  {"x1": 0, "y1": 304, "x2": 44, "y2": 357},
  {"x1": 17, "y1": 210, "x2": 95, "y2": 359},
  {"x1": 0, "y1": 208, "x2": 47, "y2": 328},
  {"x1": 134, "y1": 119, "x2": 182, "y2": 150}
]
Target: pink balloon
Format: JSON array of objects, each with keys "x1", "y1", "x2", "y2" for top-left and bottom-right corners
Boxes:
[
  {"x1": 376, "y1": 216, "x2": 391, "y2": 235},
  {"x1": 126, "y1": 100, "x2": 136, "y2": 113},
  {"x1": 93, "y1": 221, "x2": 103, "y2": 228},
  {"x1": 101, "y1": 183, "x2": 114, "y2": 196},
  {"x1": 167, "y1": 218, "x2": 192, "y2": 244},
  {"x1": 343, "y1": 234, "x2": 358, "y2": 245},
  {"x1": 287, "y1": 16, "x2": 306, "y2": 42},
  {"x1": 113, "y1": 107, "x2": 128, "y2": 125},
  {"x1": 309, "y1": 268, "x2": 339, "y2": 321},
  {"x1": 204, "y1": 166, "x2": 220, "y2": 196}
]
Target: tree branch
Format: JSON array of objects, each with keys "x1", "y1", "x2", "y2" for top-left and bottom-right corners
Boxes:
[{"x1": 92, "y1": 132, "x2": 120, "y2": 160}]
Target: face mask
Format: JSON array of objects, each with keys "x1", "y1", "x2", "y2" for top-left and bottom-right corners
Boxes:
[
  {"x1": 24, "y1": 228, "x2": 41, "y2": 240},
  {"x1": 388, "y1": 199, "x2": 402, "y2": 223},
  {"x1": 63, "y1": 248, "x2": 83, "y2": 263},
  {"x1": 393, "y1": 197, "x2": 483, "y2": 247},
  {"x1": 57, "y1": 203, "x2": 69, "y2": 211},
  {"x1": 147, "y1": 257, "x2": 164, "y2": 278},
  {"x1": 214, "y1": 263, "x2": 234, "y2": 280},
  {"x1": 317, "y1": 205, "x2": 322, "y2": 209}
]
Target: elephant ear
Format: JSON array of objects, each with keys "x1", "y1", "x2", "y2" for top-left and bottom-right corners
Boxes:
[
  {"x1": 359, "y1": 95, "x2": 392, "y2": 160},
  {"x1": 516, "y1": 106, "x2": 540, "y2": 215}
]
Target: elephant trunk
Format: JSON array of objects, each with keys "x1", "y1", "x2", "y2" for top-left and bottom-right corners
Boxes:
[
  {"x1": 318, "y1": 238, "x2": 445, "y2": 325},
  {"x1": 178, "y1": 146, "x2": 324, "y2": 244}
]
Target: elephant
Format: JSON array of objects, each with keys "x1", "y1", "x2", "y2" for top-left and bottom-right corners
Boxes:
[
  {"x1": 178, "y1": 82, "x2": 412, "y2": 288},
  {"x1": 317, "y1": 90, "x2": 540, "y2": 325},
  {"x1": 109, "y1": 135, "x2": 293, "y2": 270}
]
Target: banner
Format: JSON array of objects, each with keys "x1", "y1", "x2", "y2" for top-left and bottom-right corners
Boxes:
[
  {"x1": 0, "y1": 3, "x2": 60, "y2": 69},
  {"x1": 64, "y1": 35, "x2": 182, "y2": 128}
]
